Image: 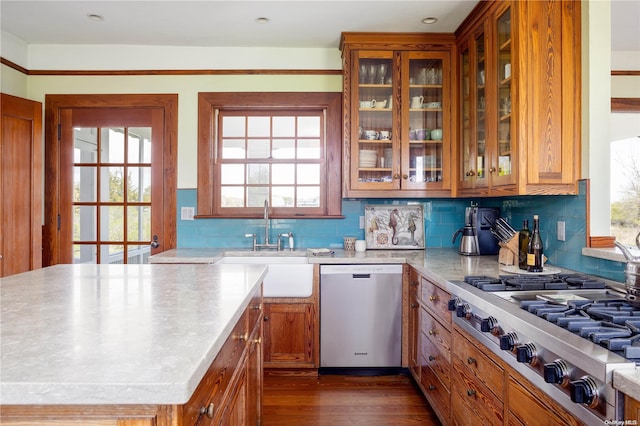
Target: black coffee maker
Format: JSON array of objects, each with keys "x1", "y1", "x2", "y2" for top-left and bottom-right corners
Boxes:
[{"x1": 452, "y1": 206, "x2": 500, "y2": 255}]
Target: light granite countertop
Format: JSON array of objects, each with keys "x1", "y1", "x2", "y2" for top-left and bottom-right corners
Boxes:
[
  {"x1": 151, "y1": 247, "x2": 640, "y2": 400},
  {"x1": 0, "y1": 263, "x2": 267, "y2": 405}
]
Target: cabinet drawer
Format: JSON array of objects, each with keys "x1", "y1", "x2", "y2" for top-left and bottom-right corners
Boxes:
[
  {"x1": 421, "y1": 330, "x2": 450, "y2": 389},
  {"x1": 451, "y1": 356, "x2": 504, "y2": 425},
  {"x1": 182, "y1": 310, "x2": 249, "y2": 425},
  {"x1": 453, "y1": 328, "x2": 504, "y2": 397},
  {"x1": 420, "y1": 361, "x2": 451, "y2": 424},
  {"x1": 421, "y1": 308, "x2": 451, "y2": 362},
  {"x1": 420, "y1": 277, "x2": 451, "y2": 325}
]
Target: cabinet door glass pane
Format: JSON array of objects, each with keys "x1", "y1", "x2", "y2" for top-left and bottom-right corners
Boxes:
[
  {"x1": 408, "y1": 58, "x2": 443, "y2": 184},
  {"x1": 461, "y1": 47, "x2": 472, "y2": 182},
  {"x1": 476, "y1": 33, "x2": 486, "y2": 179},
  {"x1": 497, "y1": 8, "x2": 513, "y2": 178},
  {"x1": 357, "y1": 58, "x2": 393, "y2": 184}
]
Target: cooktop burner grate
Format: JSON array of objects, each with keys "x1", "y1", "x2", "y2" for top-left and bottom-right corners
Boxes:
[{"x1": 463, "y1": 274, "x2": 606, "y2": 292}]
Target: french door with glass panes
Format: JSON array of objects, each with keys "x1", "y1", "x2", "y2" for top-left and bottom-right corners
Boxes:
[{"x1": 59, "y1": 108, "x2": 164, "y2": 264}]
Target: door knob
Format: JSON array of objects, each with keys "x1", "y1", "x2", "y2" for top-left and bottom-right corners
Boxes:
[{"x1": 150, "y1": 235, "x2": 160, "y2": 249}]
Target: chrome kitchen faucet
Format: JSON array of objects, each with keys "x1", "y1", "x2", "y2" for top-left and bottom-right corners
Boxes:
[{"x1": 245, "y1": 200, "x2": 281, "y2": 250}]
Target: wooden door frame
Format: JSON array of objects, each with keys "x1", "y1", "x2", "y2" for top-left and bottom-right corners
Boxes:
[{"x1": 43, "y1": 94, "x2": 177, "y2": 265}]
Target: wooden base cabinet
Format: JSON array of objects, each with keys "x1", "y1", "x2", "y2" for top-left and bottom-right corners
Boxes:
[
  {"x1": 456, "y1": 0, "x2": 581, "y2": 196},
  {"x1": 263, "y1": 268, "x2": 319, "y2": 369},
  {"x1": 625, "y1": 394, "x2": 640, "y2": 424}
]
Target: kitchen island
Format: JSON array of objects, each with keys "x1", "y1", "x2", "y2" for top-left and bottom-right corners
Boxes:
[{"x1": 0, "y1": 263, "x2": 266, "y2": 424}]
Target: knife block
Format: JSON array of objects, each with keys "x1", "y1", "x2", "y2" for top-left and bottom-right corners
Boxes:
[{"x1": 498, "y1": 235, "x2": 519, "y2": 265}]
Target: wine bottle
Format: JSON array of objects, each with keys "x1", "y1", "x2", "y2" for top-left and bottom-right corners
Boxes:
[
  {"x1": 518, "y1": 220, "x2": 531, "y2": 270},
  {"x1": 527, "y1": 215, "x2": 544, "y2": 273}
]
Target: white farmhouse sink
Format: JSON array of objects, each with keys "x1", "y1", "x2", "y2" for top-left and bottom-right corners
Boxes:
[{"x1": 215, "y1": 256, "x2": 313, "y2": 298}]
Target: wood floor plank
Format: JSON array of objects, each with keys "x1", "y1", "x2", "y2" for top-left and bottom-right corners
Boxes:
[{"x1": 263, "y1": 373, "x2": 442, "y2": 425}]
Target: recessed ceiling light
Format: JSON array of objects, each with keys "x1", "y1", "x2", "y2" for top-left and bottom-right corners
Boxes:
[
  {"x1": 421, "y1": 17, "x2": 438, "y2": 25},
  {"x1": 87, "y1": 14, "x2": 104, "y2": 22},
  {"x1": 255, "y1": 17, "x2": 270, "y2": 24}
]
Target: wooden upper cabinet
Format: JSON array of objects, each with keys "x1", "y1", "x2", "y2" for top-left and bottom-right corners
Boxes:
[
  {"x1": 340, "y1": 33, "x2": 457, "y2": 198},
  {"x1": 456, "y1": 0, "x2": 581, "y2": 196}
]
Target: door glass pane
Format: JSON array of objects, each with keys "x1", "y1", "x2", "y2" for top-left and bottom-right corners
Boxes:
[
  {"x1": 476, "y1": 33, "x2": 487, "y2": 179},
  {"x1": 101, "y1": 244, "x2": 124, "y2": 264},
  {"x1": 74, "y1": 206, "x2": 96, "y2": 241},
  {"x1": 74, "y1": 128, "x2": 98, "y2": 163},
  {"x1": 128, "y1": 127, "x2": 152, "y2": 163},
  {"x1": 100, "y1": 205, "x2": 124, "y2": 241},
  {"x1": 126, "y1": 245, "x2": 149, "y2": 264},
  {"x1": 127, "y1": 167, "x2": 151, "y2": 202},
  {"x1": 409, "y1": 57, "x2": 443, "y2": 184},
  {"x1": 101, "y1": 128, "x2": 125, "y2": 163},
  {"x1": 497, "y1": 7, "x2": 513, "y2": 178},
  {"x1": 127, "y1": 206, "x2": 150, "y2": 241},
  {"x1": 461, "y1": 47, "x2": 472, "y2": 182},
  {"x1": 101, "y1": 166, "x2": 125, "y2": 202},
  {"x1": 73, "y1": 244, "x2": 96, "y2": 264},
  {"x1": 357, "y1": 57, "x2": 393, "y2": 185},
  {"x1": 74, "y1": 166, "x2": 97, "y2": 202}
]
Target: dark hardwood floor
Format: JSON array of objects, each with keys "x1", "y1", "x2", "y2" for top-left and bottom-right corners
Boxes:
[{"x1": 263, "y1": 371, "x2": 441, "y2": 425}]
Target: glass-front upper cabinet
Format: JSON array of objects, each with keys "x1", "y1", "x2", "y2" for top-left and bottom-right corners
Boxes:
[
  {"x1": 352, "y1": 51, "x2": 396, "y2": 191},
  {"x1": 494, "y1": 5, "x2": 514, "y2": 185},
  {"x1": 341, "y1": 34, "x2": 454, "y2": 197},
  {"x1": 402, "y1": 51, "x2": 450, "y2": 191},
  {"x1": 475, "y1": 31, "x2": 488, "y2": 184}
]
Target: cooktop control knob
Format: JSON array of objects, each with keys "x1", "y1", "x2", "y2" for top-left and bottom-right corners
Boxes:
[
  {"x1": 480, "y1": 316, "x2": 498, "y2": 334},
  {"x1": 456, "y1": 303, "x2": 471, "y2": 319},
  {"x1": 543, "y1": 359, "x2": 569, "y2": 387},
  {"x1": 569, "y1": 376, "x2": 599, "y2": 408},
  {"x1": 447, "y1": 298, "x2": 459, "y2": 312},
  {"x1": 515, "y1": 343, "x2": 538, "y2": 366},
  {"x1": 499, "y1": 332, "x2": 519, "y2": 352}
]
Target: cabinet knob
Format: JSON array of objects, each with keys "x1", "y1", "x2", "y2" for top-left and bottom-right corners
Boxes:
[
  {"x1": 393, "y1": 173, "x2": 400, "y2": 180},
  {"x1": 467, "y1": 389, "x2": 476, "y2": 397},
  {"x1": 428, "y1": 355, "x2": 436, "y2": 362},
  {"x1": 466, "y1": 170, "x2": 476, "y2": 177},
  {"x1": 429, "y1": 295, "x2": 438, "y2": 302},
  {"x1": 200, "y1": 402, "x2": 215, "y2": 418},
  {"x1": 489, "y1": 167, "x2": 497, "y2": 173},
  {"x1": 402, "y1": 174, "x2": 408, "y2": 180},
  {"x1": 264, "y1": 316, "x2": 269, "y2": 321},
  {"x1": 253, "y1": 337, "x2": 262, "y2": 344},
  {"x1": 428, "y1": 329, "x2": 437, "y2": 336},
  {"x1": 428, "y1": 385, "x2": 436, "y2": 391},
  {"x1": 467, "y1": 357, "x2": 477, "y2": 365},
  {"x1": 251, "y1": 304, "x2": 262, "y2": 311}
]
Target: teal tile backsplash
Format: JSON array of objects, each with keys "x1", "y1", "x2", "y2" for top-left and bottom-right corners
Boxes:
[{"x1": 176, "y1": 180, "x2": 625, "y2": 282}]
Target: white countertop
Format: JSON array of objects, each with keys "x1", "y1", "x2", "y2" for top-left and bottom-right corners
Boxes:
[{"x1": 0, "y1": 263, "x2": 267, "y2": 405}]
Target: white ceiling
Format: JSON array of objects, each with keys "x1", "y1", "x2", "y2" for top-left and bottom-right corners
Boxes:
[{"x1": 0, "y1": 1, "x2": 638, "y2": 51}]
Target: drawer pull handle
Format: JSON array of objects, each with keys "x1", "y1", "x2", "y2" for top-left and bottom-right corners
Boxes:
[
  {"x1": 428, "y1": 355, "x2": 435, "y2": 362},
  {"x1": 251, "y1": 304, "x2": 262, "y2": 310},
  {"x1": 411, "y1": 303, "x2": 418, "y2": 308},
  {"x1": 237, "y1": 333, "x2": 248, "y2": 341},
  {"x1": 200, "y1": 402, "x2": 215, "y2": 418},
  {"x1": 264, "y1": 316, "x2": 269, "y2": 321},
  {"x1": 428, "y1": 329, "x2": 436, "y2": 335},
  {"x1": 429, "y1": 295, "x2": 438, "y2": 302},
  {"x1": 428, "y1": 385, "x2": 436, "y2": 391},
  {"x1": 467, "y1": 357, "x2": 477, "y2": 365},
  {"x1": 467, "y1": 389, "x2": 476, "y2": 397},
  {"x1": 253, "y1": 337, "x2": 262, "y2": 344}
]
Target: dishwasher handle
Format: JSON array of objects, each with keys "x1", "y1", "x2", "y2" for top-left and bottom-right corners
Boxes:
[{"x1": 353, "y1": 274, "x2": 371, "y2": 279}]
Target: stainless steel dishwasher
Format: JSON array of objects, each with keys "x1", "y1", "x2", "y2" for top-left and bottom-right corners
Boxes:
[{"x1": 320, "y1": 264, "x2": 402, "y2": 369}]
